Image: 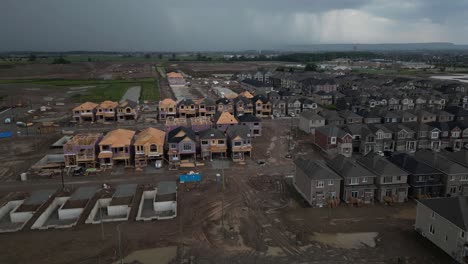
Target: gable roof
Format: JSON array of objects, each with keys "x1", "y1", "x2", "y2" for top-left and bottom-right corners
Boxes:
[
  {"x1": 167, "y1": 127, "x2": 196, "y2": 143},
  {"x1": 415, "y1": 149, "x2": 468, "y2": 175},
  {"x1": 327, "y1": 155, "x2": 375, "y2": 179},
  {"x1": 300, "y1": 111, "x2": 325, "y2": 121},
  {"x1": 73, "y1": 102, "x2": 98, "y2": 111},
  {"x1": 214, "y1": 112, "x2": 238, "y2": 125},
  {"x1": 159, "y1": 98, "x2": 177, "y2": 107},
  {"x1": 294, "y1": 159, "x2": 342, "y2": 181},
  {"x1": 357, "y1": 153, "x2": 408, "y2": 177},
  {"x1": 177, "y1": 98, "x2": 195, "y2": 106},
  {"x1": 199, "y1": 128, "x2": 226, "y2": 140},
  {"x1": 98, "y1": 100, "x2": 118, "y2": 109},
  {"x1": 118, "y1": 100, "x2": 138, "y2": 109},
  {"x1": 389, "y1": 153, "x2": 441, "y2": 175},
  {"x1": 196, "y1": 98, "x2": 215, "y2": 106},
  {"x1": 419, "y1": 197, "x2": 468, "y2": 230},
  {"x1": 216, "y1": 97, "x2": 232, "y2": 105},
  {"x1": 440, "y1": 150, "x2": 468, "y2": 167},
  {"x1": 226, "y1": 125, "x2": 250, "y2": 139},
  {"x1": 134, "y1": 128, "x2": 165, "y2": 146},
  {"x1": 252, "y1": 94, "x2": 270, "y2": 104},
  {"x1": 316, "y1": 125, "x2": 349, "y2": 138},
  {"x1": 99, "y1": 129, "x2": 135, "y2": 147},
  {"x1": 237, "y1": 114, "x2": 261, "y2": 123},
  {"x1": 238, "y1": 91, "x2": 254, "y2": 99}
]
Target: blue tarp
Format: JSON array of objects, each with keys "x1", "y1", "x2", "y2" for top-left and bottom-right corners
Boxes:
[
  {"x1": 0, "y1": 131, "x2": 12, "y2": 138},
  {"x1": 179, "y1": 173, "x2": 201, "y2": 183}
]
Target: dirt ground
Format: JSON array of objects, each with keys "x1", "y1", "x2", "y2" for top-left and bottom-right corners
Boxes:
[
  {"x1": 169, "y1": 61, "x2": 288, "y2": 77},
  {"x1": 0, "y1": 118, "x2": 453, "y2": 264},
  {"x1": 0, "y1": 62, "x2": 455, "y2": 263}
]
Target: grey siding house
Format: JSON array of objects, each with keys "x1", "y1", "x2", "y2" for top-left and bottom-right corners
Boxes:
[
  {"x1": 293, "y1": 159, "x2": 341, "y2": 207},
  {"x1": 415, "y1": 150, "x2": 468, "y2": 197},
  {"x1": 327, "y1": 155, "x2": 377, "y2": 204},
  {"x1": 357, "y1": 153, "x2": 409, "y2": 203},
  {"x1": 415, "y1": 197, "x2": 468, "y2": 263},
  {"x1": 298, "y1": 111, "x2": 325, "y2": 134}
]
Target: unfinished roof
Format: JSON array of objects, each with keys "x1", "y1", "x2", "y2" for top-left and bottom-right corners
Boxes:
[
  {"x1": 134, "y1": 127, "x2": 165, "y2": 146},
  {"x1": 157, "y1": 181, "x2": 177, "y2": 195},
  {"x1": 67, "y1": 133, "x2": 103, "y2": 146},
  {"x1": 239, "y1": 91, "x2": 254, "y2": 98},
  {"x1": 419, "y1": 196, "x2": 468, "y2": 230},
  {"x1": 159, "y1": 98, "x2": 177, "y2": 107},
  {"x1": 190, "y1": 116, "x2": 212, "y2": 126},
  {"x1": 167, "y1": 72, "x2": 183, "y2": 78},
  {"x1": 73, "y1": 102, "x2": 98, "y2": 111},
  {"x1": 51, "y1": 136, "x2": 72, "y2": 148},
  {"x1": 165, "y1": 117, "x2": 188, "y2": 127},
  {"x1": 99, "y1": 129, "x2": 135, "y2": 147},
  {"x1": 295, "y1": 159, "x2": 341, "y2": 181},
  {"x1": 98, "y1": 100, "x2": 118, "y2": 109},
  {"x1": 167, "y1": 127, "x2": 196, "y2": 143},
  {"x1": 214, "y1": 112, "x2": 238, "y2": 125},
  {"x1": 118, "y1": 100, "x2": 138, "y2": 108}
]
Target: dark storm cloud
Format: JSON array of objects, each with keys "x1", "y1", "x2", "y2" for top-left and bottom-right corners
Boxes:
[{"x1": 0, "y1": 0, "x2": 467, "y2": 51}]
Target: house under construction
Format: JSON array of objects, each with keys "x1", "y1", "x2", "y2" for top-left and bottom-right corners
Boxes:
[{"x1": 63, "y1": 133, "x2": 103, "y2": 168}]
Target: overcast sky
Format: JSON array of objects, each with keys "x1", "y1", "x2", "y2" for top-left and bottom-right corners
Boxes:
[{"x1": 1, "y1": 0, "x2": 468, "y2": 51}]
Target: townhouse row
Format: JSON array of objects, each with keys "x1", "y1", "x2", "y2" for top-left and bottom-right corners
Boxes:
[
  {"x1": 63, "y1": 124, "x2": 254, "y2": 170},
  {"x1": 293, "y1": 150, "x2": 468, "y2": 207},
  {"x1": 313, "y1": 120, "x2": 468, "y2": 158},
  {"x1": 72, "y1": 100, "x2": 138, "y2": 123}
]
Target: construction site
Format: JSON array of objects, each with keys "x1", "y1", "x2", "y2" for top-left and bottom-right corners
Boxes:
[{"x1": 0, "y1": 61, "x2": 454, "y2": 264}]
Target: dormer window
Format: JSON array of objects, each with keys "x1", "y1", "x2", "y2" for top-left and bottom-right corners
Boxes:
[
  {"x1": 330, "y1": 137, "x2": 337, "y2": 144},
  {"x1": 431, "y1": 132, "x2": 439, "y2": 139}
]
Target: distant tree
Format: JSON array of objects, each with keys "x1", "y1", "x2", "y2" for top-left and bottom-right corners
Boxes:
[
  {"x1": 28, "y1": 54, "x2": 37, "y2": 62},
  {"x1": 51, "y1": 56, "x2": 71, "y2": 64},
  {"x1": 144, "y1": 54, "x2": 151, "y2": 59},
  {"x1": 171, "y1": 53, "x2": 176, "y2": 60},
  {"x1": 157, "y1": 54, "x2": 163, "y2": 60},
  {"x1": 196, "y1": 53, "x2": 202, "y2": 61},
  {"x1": 87, "y1": 57, "x2": 92, "y2": 62},
  {"x1": 304, "y1": 63, "x2": 318, "y2": 71}
]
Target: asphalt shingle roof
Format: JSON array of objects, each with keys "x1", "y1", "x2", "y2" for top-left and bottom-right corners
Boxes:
[
  {"x1": 295, "y1": 159, "x2": 341, "y2": 181},
  {"x1": 419, "y1": 197, "x2": 468, "y2": 230}
]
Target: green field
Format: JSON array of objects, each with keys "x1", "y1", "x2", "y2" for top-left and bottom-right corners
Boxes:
[
  {"x1": 156, "y1": 66, "x2": 166, "y2": 78},
  {"x1": 0, "y1": 78, "x2": 159, "y2": 102}
]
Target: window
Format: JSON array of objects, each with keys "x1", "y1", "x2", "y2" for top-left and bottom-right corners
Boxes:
[
  {"x1": 445, "y1": 235, "x2": 448, "y2": 242},
  {"x1": 218, "y1": 140, "x2": 225, "y2": 145},
  {"x1": 417, "y1": 176, "x2": 424, "y2": 182},
  {"x1": 253, "y1": 123, "x2": 259, "y2": 126},
  {"x1": 461, "y1": 175, "x2": 468, "y2": 181},
  {"x1": 368, "y1": 136, "x2": 375, "y2": 143},
  {"x1": 377, "y1": 132, "x2": 383, "y2": 139},
  {"x1": 328, "y1": 180, "x2": 334, "y2": 186},
  {"x1": 362, "y1": 177, "x2": 368, "y2": 183},
  {"x1": 330, "y1": 137, "x2": 337, "y2": 144},
  {"x1": 351, "y1": 191, "x2": 359, "y2": 198},
  {"x1": 350, "y1": 178, "x2": 359, "y2": 185},
  {"x1": 431, "y1": 132, "x2": 439, "y2": 139},
  {"x1": 461, "y1": 231, "x2": 465, "y2": 239},
  {"x1": 170, "y1": 143, "x2": 177, "y2": 149},
  {"x1": 316, "y1": 181, "x2": 324, "y2": 188},
  {"x1": 429, "y1": 224, "x2": 435, "y2": 235},
  {"x1": 450, "y1": 175, "x2": 456, "y2": 181},
  {"x1": 450, "y1": 186, "x2": 457, "y2": 194},
  {"x1": 396, "y1": 176, "x2": 402, "y2": 181},
  {"x1": 234, "y1": 141, "x2": 241, "y2": 146},
  {"x1": 150, "y1": 144, "x2": 157, "y2": 152},
  {"x1": 201, "y1": 140, "x2": 208, "y2": 145},
  {"x1": 431, "y1": 212, "x2": 435, "y2": 218},
  {"x1": 183, "y1": 144, "x2": 192, "y2": 151},
  {"x1": 383, "y1": 176, "x2": 392, "y2": 183}
]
